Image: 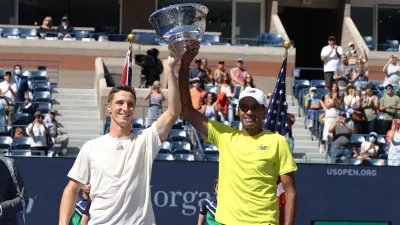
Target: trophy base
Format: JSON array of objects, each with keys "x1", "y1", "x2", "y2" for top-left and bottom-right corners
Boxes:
[
  {"x1": 169, "y1": 40, "x2": 200, "y2": 56},
  {"x1": 162, "y1": 25, "x2": 202, "y2": 44}
]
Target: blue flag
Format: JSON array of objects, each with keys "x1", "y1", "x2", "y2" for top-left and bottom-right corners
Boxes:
[{"x1": 263, "y1": 58, "x2": 288, "y2": 137}]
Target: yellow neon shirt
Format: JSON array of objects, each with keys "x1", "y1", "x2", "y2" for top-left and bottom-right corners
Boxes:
[{"x1": 208, "y1": 120, "x2": 297, "y2": 225}]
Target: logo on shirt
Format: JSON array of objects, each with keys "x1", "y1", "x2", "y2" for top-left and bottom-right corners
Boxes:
[
  {"x1": 258, "y1": 145, "x2": 268, "y2": 150},
  {"x1": 116, "y1": 143, "x2": 126, "y2": 151}
]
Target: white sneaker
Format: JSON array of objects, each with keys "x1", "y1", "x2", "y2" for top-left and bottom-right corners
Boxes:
[{"x1": 319, "y1": 144, "x2": 325, "y2": 153}]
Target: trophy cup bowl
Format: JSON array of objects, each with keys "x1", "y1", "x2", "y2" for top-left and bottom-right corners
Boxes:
[{"x1": 149, "y1": 3, "x2": 209, "y2": 56}]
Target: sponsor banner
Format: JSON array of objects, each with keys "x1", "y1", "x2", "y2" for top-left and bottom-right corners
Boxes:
[{"x1": 11, "y1": 158, "x2": 400, "y2": 225}]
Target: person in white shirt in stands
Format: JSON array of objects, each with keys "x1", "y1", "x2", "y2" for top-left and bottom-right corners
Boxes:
[
  {"x1": 321, "y1": 36, "x2": 344, "y2": 89},
  {"x1": 26, "y1": 111, "x2": 50, "y2": 155},
  {"x1": 58, "y1": 41, "x2": 200, "y2": 225},
  {"x1": 383, "y1": 54, "x2": 400, "y2": 93},
  {"x1": 0, "y1": 71, "x2": 17, "y2": 124}
]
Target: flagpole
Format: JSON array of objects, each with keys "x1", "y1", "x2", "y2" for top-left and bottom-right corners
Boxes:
[
  {"x1": 282, "y1": 40, "x2": 291, "y2": 59},
  {"x1": 127, "y1": 33, "x2": 136, "y2": 53}
]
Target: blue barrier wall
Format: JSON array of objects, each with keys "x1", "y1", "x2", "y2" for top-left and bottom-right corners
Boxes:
[{"x1": 11, "y1": 157, "x2": 400, "y2": 225}]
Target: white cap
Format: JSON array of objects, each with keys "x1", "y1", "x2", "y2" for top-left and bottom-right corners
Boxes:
[
  {"x1": 309, "y1": 87, "x2": 317, "y2": 92},
  {"x1": 348, "y1": 42, "x2": 354, "y2": 47},
  {"x1": 238, "y1": 87, "x2": 268, "y2": 107},
  {"x1": 192, "y1": 77, "x2": 200, "y2": 81}
]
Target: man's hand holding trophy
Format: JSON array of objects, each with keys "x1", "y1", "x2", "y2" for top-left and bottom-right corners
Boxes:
[{"x1": 149, "y1": 3, "x2": 208, "y2": 65}]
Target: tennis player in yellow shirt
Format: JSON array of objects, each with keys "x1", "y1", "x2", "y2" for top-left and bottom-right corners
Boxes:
[{"x1": 178, "y1": 70, "x2": 297, "y2": 225}]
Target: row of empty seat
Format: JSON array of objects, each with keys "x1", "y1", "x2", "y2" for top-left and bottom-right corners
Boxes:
[{"x1": 363, "y1": 36, "x2": 399, "y2": 52}]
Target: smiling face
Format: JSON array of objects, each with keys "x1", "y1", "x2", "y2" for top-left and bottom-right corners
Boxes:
[
  {"x1": 238, "y1": 97, "x2": 267, "y2": 129},
  {"x1": 107, "y1": 90, "x2": 136, "y2": 128}
]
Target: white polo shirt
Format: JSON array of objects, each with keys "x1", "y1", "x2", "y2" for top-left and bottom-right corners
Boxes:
[
  {"x1": 321, "y1": 45, "x2": 344, "y2": 72},
  {"x1": 0, "y1": 81, "x2": 17, "y2": 104},
  {"x1": 68, "y1": 122, "x2": 161, "y2": 225}
]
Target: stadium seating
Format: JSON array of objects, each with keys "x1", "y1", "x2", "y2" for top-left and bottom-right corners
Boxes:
[
  {"x1": 385, "y1": 40, "x2": 399, "y2": 52},
  {"x1": 33, "y1": 91, "x2": 51, "y2": 102},
  {"x1": 20, "y1": 28, "x2": 38, "y2": 39},
  {"x1": 363, "y1": 36, "x2": 374, "y2": 50},
  {"x1": 0, "y1": 136, "x2": 13, "y2": 154}
]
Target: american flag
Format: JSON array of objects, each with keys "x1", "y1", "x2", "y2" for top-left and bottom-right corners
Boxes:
[
  {"x1": 263, "y1": 57, "x2": 288, "y2": 136},
  {"x1": 263, "y1": 57, "x2": 288, "y2": 225},
  {"x1": 120, "y1": 50, "x2": 132, "y2": 86}
]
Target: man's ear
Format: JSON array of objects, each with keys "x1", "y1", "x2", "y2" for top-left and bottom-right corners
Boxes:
[{"x1": 107, "y1": 103, "x2": 111, "y2": 115}]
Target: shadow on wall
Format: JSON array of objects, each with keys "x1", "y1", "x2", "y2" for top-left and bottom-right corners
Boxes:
[{"x1": 103, "y1": 64, "x2": 121, "y2": 87}]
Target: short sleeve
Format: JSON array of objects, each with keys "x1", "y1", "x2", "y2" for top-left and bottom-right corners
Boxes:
[
  {"x1": 207, "y1": 120, "x2": 234, "y2": 151},
  {"x1": 199, "y1": 199, "x2": 207, "y2": 215},
  {"x1": 26, "y1": 123, "x2": 33, "y2": 137},
  {"x1": 337, "y1": 46, "x2": 344, "y2": 55},
  {"x1": 274, "y1": 137, "x2": 298, "y2": 176},
  {"x1": 335, "y1": 67, "x2": 339, "y2": 75},
  {"x1": 320, "y1": 47, "x2": 326, "y2": 56},
  {"x1": 67, "y1": 141, "x2": 91, "y2": 185},
  {"x1": 11, "y1": 84, "x2": 17, "y2": 93},
  {"x1": 396, "y1": 96, "x2": 400, "y2": 105},
  {"x1": 143, "y1": 121, "x2": 162, "y2": 160},
  {"x1": 379, "y1": 97, "x2": 384, "y2": 106}
]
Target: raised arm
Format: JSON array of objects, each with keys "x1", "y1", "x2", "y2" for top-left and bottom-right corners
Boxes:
[
  {"x1": 178, "y1": 41, "x2": 209, "y2": 137},
  {"x1": 156, "y1": 49, "x2": 182, "y2": 142}
]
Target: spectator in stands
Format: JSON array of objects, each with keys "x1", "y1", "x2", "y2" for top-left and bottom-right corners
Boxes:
[
  {"x1": 38, "y1": 16, "x2": 54, "y2": 38},
  {"x1": 190, "y1": 78, "x2": 207, "y2": 111},
  {"x1": 320, "y1": 83, "x2": 341, "y2": 152},
  {"x1": 334, "y1": 54, "x2": 351, "y2": 94},
  {"x1": 14, "y1": 127, "x2": 25, "y2": 137},
  {"x1": 214, "y1": 60, "x2": 226, "y2": 82},
  {"x1": 360, "y1": 85, "x2": 379, "y2": 134},
  {"x1": 189, "y1": 57, "x2": 208, "y2": 89},
  {"x1": 217, "y1": 72, "x2": 235, "y2": 98},
  {"x1": 70, "y1": 184, "x2": 90, "y2": 225},
  {"x1": 321, "y1": 82, "x2": 343, "y2": 109},
  {"x1": 56, "y1": 16, "x2": 75, "y2": 38},
  {"x1": 344, "y1": 84, "x2": 360, "y2": 127},
  {"x1": 378, "y1": 84, "x2": 400, "y2": 135},
  {"x1": 0, "y1": 90, "x2": 7, "y2": 132},
  {"x1": 388, "y1": 119, "x2": 400, "y2": 166},
  {"x1": 144, "y1": 80, "x2": 165, "y2": 127},
  {"x1": 357, "y1": 132, "x2": 380, "y2": 165},
  {"x1": 0, "y1": 71, "x2": 17, "y2": 125},
  {"x1": 216, "y1": 71, "x2": 234, "y2": 121},
  {"x1": 44, "y1": 109, "x2": 70, "y2": 156},
  {"x1": 12, "y1": 64, "x2": 30, "y2": 113},
  {"x1": 240, "y1": 72, "x2": 255, "y2": 93},
  {"x1": 201, "y1": 58, "x2": 214, "y2": 85},
  {"x1": 230, "y1": 58, "x2": 246, "y2": 85},
  {"x1": 198, "y1": 178, "x2": 220, "y2": 225},
  {"x1": 383, "y1": 54, "x2": 400, "y2": 92},
  {"x1": 201, "y1": 92, "x2": 218, "y2": 121},
  {"x1": 321, "y1": 36, "x2": 343, "y2": 89},
  {"x1": 26, "y1": 111, "x2": 50, "y2": 155},
  {"x1": 352, "y1": 59, "x2": 369, "y2": 91},
  {"x1": 328, "y1": 111, "x2": 356, "y2": 163},
  {"x1": 305, "y1": 87, "x2": 322, "y2": 129},
  {"x1": 346, "y1": 43, "x2": 358, "y2": 71}
]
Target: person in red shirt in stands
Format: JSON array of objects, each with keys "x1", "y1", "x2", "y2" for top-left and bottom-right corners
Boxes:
[{"x1": 230, "y1": 58, "x2": 247, "y2": 85}]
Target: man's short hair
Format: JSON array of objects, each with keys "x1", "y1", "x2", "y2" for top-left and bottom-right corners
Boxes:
[
  {"x1": 108, "y1": 85, "x2": 136, "y2": 104},
  {"x1": 13, "y1": 64, "x2": 22, "y2": 70},
  {"x1": 4, "y1": 71, "x2": 12, "y2": 76},
  {"x1": 214, "y1": 178, "x2": 218, "y2": 188}
]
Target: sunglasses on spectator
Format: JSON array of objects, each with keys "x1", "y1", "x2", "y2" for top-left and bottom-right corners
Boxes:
[
  {"x1": 193, "y1": 81, "x2": 199, "y2": 83},
  {"x1": 239, "y1": 103, "x2": 263, "y2": 112}
]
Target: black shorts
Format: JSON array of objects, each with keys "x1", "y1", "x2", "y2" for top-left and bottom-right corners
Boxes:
[{"x1": 324, "y1": 72, "x2": 334, "y2": 88}]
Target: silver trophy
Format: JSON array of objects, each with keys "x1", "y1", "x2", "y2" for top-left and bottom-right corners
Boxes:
[{"x1": 149, "y1": 3, "x2": 208, "y2": 56}]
